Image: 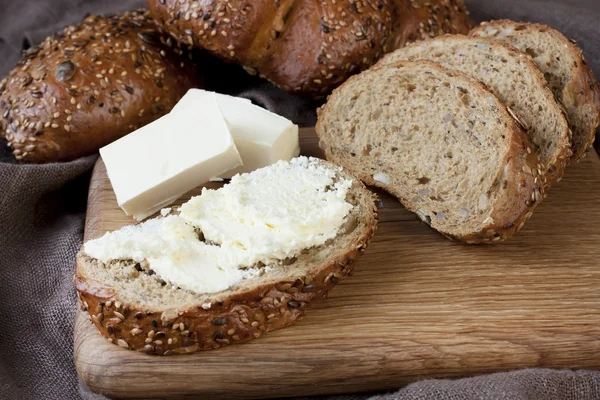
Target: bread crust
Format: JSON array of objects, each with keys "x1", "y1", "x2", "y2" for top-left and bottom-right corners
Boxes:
[
  {"x1": 74, "y1": 171, "x2": 379, "y2": 355},
  {"x1": 146, "y1": 0, "x2": 472, "y2": 97},
  {"x1": 471, "y1": 20, "x2": 600, "y2": 162},
  {"x1": 0, "y1": 10, "x2": 199, "y2": 163},
  {"x1": 316, "y1": 60, "x2": 545, "y2": 243}
]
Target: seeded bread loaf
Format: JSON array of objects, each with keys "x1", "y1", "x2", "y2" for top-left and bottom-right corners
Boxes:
[
  {"x1": 146, "y1": 0, "x2": 473, "y2": 98},
  {"x1": 378, "y1": 35, "x2": 571, "y2": 188},
  {"x1": 0, "y1": 10, "x2": 200, "y2": 163},
  {"x1": 316, "y1": 61, "x2": 545, "y2": 243},
  {"x1": 75, "y1": 159, "x2": 378, "y2": 355},
  {"x1": 471, "y1": 20, "x2": 600, "y2": 162}
]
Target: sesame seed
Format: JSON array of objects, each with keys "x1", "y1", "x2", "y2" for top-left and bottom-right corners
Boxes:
[
  {"x1": 131, "y1": 328, "x2": 142, "y2": 336},
  {"x1": 51, "y1": 123, "x2": 59, "y2": 128}
]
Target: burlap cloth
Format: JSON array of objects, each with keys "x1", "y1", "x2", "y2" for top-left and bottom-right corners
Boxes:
[{"x1": 1, "y1": 0, "x2": 600, "y2": 399}]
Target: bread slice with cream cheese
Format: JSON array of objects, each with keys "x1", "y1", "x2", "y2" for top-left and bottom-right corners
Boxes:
[{"x1": 75, "y1": 157, "x2": 378, "y2": 355}]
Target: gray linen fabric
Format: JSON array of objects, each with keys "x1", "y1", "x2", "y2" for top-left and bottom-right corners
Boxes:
[{"x1": 0, "y1": 1, "x2": 599, "y2": 399}]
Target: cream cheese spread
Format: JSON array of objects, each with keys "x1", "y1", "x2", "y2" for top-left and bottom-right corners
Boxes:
[{"x1": 83, "y1": 157, "x2": 354, "y2": 294}]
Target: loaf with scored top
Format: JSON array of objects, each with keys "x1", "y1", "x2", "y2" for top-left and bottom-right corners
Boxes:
[
  {"x1": 146, "y1": 0, "x2": 474, "y2": 97},
  {"x1": 0, "y1": 9, "x2": 200, "y2": 163}
]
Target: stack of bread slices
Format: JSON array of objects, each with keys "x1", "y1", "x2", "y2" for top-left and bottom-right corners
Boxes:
[{"x1": 316, "y1": 20, "x2": 600, "y2": 244}]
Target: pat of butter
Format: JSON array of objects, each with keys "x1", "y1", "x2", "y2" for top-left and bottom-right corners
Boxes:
[
  {"x1": 172, "y1": 89, "x2": 300, "y2": 178},
  {"x1": 100, "y1": 93, "x2": 242, "y2": 221}
]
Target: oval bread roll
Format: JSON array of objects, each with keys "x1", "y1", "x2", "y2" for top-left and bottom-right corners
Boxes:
[
  {"x1": 146, "y1": 0, "x2": 473, "y2": 97},
  {"x1": 0, "y1": 10, "x2": 200, "y2": 163}
]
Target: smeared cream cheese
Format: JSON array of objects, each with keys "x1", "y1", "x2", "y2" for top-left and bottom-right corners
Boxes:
[{"x1": 83, "y1": 157, "x2": 354, "y2": 294}]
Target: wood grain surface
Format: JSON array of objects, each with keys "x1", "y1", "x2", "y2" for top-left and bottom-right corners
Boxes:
[{"x1": 75, "y1": 127, "x2": 600, "y2": 399}]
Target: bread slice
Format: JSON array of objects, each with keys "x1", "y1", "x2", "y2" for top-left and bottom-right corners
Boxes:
[
  {"x1": 471, "y1": 20, "x2": 600, "y2": 161},
  {"x1": 75, "y1": 159, "x2": 378, "y2": 355},
  {"x1": 316, "y1": 60, "x2": 545, "y2": 243},
  {"x1": 378, "y1": 35, "x2": 571, "y2": 187}
]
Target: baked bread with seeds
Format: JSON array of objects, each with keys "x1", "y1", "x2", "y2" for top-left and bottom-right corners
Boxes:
[
  {"x1": 75, "y1": 158, "x2": 378, "y2": 355},
  {"x1": 0, "y1": 9, "x2": 200, "y2": 163},
  {"x1": 470, "y1": 20, "x2": 600, "y2": 162},
  {"x1": 316, "y1": 61, "x2": 545, "y2": 243},
  {"x1": 377, "y1": 35, "x2": 571, "y2": 188},
  {"x1": 146, "y1": 0, "x2": 473, "y2": 98}
]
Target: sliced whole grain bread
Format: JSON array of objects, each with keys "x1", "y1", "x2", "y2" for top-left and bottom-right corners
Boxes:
[
  {"x1": 316, "y1": 60, "x2": 545, "y2": 243},
  {"x1": 378, "y1": 34, "x2": 571, "y2": 188},
  {"x1": 75, "y1": 159, "x2": 378, "y2": 355},
  {"x1": 471, "y1": 20, "x2": 600, "y2": 161}
]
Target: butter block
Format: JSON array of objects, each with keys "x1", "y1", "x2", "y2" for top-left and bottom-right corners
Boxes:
[
  {"x1": 172, "y1": 89, "x2": 300, "y2": 178},
  {"x1": 100, "y1": 93, "x2": 242, "y2": 221}
]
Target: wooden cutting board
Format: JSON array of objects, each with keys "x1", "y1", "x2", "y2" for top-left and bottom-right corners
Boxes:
[{"x1": 75, "y1": 127, "x2": 600, "y2": 399}]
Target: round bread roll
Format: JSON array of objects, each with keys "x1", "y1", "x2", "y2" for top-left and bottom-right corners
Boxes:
[{"x1": 0, "y1": 9, "x2": 200, "y2": 163}]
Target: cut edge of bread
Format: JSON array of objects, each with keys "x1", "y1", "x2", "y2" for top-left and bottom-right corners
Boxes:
[
  {"x1": 74, "y1": 159, "x2": 379, "y2": 355},
  {"x1": 316, "y1": 60, "x2": 546, "y2": 244},
  {"x1": 470, "y1": 20, "x2": 600, "y2": 162},
  {"x1": 376, "y1": 34, "x2": 572, "y2": 188}
]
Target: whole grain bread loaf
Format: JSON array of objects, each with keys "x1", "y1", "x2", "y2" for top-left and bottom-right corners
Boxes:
[
  {"x1": 378, "y1": 35, "x2": 571, "y2": 188},
  {"x1": 146, "y1": 0, "x2": 473, "y2": 98},
  {"x1": 316, "y1": 60, "x2": 545, "y2": 243},
  {"x1": 75, "y1": 159, "x2": 378, "y2": 355},
  {"x1": 471, "y1": 20, "x2": 600, "y2": 162},
  {"x1": 0, "y1": 10, "x2": 200, "y2": 163}
]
